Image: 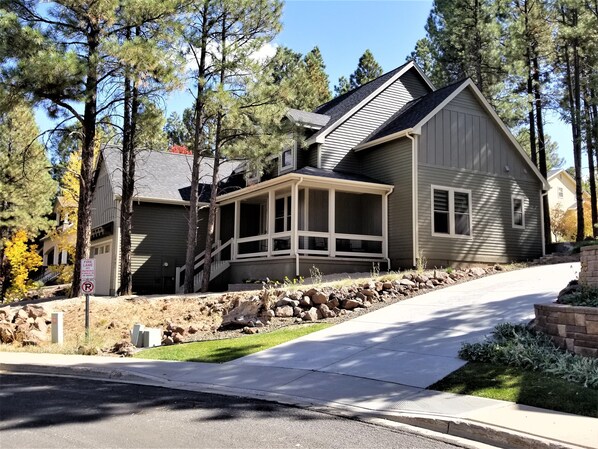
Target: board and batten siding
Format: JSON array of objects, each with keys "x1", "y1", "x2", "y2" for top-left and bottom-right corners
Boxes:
[
  {"x1": 321, "y1": 68, "x2": 431, "y2": 173},
  {"x1": 416, "y1": 89, "x2": 543, "y2": 265},
  {"x1": 419, "y1": 88, "x2": 536, "y2": 183},
  {"x1": 360, "y1": 138, "x2": 414, "y2": 267},
  {"x1": 91, "y1": 161, "x2": 117, "y2": 228},
  {"x1": 130, "y1": 203, "x2": 208, "y2": 294}
]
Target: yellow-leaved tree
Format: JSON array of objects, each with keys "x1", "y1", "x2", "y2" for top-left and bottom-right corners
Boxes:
[
  {"x1": 3, "y1": 230, "x2": 42, "y2": 302},
  {"x1": 550, "y1": 199, "x2": 595, "y2": 242}
]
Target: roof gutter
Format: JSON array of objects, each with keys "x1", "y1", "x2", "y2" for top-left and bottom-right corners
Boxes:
[
  {"x1": 405, "y1": 132, "x2": 418, "y2": 267},
  {"x1": 354, "y1": 128, "x2": 414, "y2": 152},
  {"x1": 114, "y1": 195, "x2": 208, "y2": 207}
]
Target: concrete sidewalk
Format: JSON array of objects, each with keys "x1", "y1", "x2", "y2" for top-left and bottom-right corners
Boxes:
[{"x1": 1, "y1": 263, "x2": 596, "y2": 449}]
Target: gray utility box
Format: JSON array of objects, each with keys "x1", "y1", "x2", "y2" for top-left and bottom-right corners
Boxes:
[{"x1": 142, "y1": 328, "x2": 161, "y2": 348}]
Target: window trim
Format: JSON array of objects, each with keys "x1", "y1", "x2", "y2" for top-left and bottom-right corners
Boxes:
[
  {"x1": 511, "y1": 195, "x2": 525, "y2": 229},
  {"x1": 430, "y1": 185, "x2": 472, "y2": 239},
  {"x1": 279, "y1": 141, "x2": 296, "y2": 174}
]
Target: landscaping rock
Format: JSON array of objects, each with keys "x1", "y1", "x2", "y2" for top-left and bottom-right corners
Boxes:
[
  {"x1": 302, "y1": 307, "x2": 318, "y2": 321},
  {"x1": 382, "y1": 282, "x2": 393, "y2": 290},
  {"x1": 24, "y1": 305, "x2": 46, "y2": 319},
  {"x1": 299, "y1": 296, "x2": 312, "y2": 307},
  {"x1": 188, "y1": 325, "x2": 199, "y2": 334},
  {"x1": 243, "y1": 326, "x2": 259, "y2": 334},
  {"x1": 274, "y1": 305, "x2": 294, "y2": 318},
  {"x1": 112, "y1": 340, "x2": 136, "y2": 356},
  {"x1": 293, "y1": 306, "x2": 303, "y2": 317},
  {"x1": 276, "y1": 297, "x2": 298, "y2": 308},
  {"x1": 399, "y1": 279, "x2": 416, "y2": 288},
  {"x1": 343, "y1": 299, "x2": 362, "y2": 310},
  {"x1": 220, "y1": 297, "x2": 263, "y2": 329},
  {"x1": 0, "y1": 322, "x2": 15, "y2": 343},
  {"x1": 312, "y1": 291, "x2": 329, "y2": 305},
  {"x1": 162, "y1": 336, "x2": 174, "y2": 346},
  {"x1": 469, "y1": 267, "x2": 486, "y2": 277},
  {"x1": 327, "y1": 298, "x2": 340, "y2": 309},
  {"x1": 172, "y1": 332, "x2": 184, "y2": 344}
]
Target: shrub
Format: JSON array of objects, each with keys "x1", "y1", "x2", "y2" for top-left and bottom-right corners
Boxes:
[
  {"x1": 2, "y1": 230, "x2": 43, "y2": 302},
  {"x1": 557, "y1": 286, "x2": 598, "y2": 307},
  {"x1": 459, "y1": 323, "x2": 598, "y2": 389}
]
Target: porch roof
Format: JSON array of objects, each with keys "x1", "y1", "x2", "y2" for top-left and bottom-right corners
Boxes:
[{"x1": 217, "y1": 166, "x2": 393, "y2": 203}]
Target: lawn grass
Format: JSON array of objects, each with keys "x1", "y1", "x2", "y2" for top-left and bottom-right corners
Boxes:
[
  {"x1": 134, "y1": 323, "x2": 330, "y2": 363},
  {"x1": 429, "y1": 362, "x2": 598, "y2": 418}
]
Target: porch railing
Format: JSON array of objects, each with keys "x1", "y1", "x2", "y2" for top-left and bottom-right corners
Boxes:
[
  {"x1": 175, "y1": 238, "x2": 233, "y2": 293},
  {"x1": 232, "y1": 231, "x2": 384, "y2": 260}
]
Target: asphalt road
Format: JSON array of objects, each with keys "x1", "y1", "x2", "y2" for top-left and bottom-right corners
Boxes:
[{"x1": 0, "y1": 374, "x2": 464, "y2": 449}]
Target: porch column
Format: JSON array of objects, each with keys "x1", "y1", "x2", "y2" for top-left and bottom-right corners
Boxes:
[
  {"x1": 291, "y1": 181, "x2": 299, "y2": 256},
  {"x1": 382, "y1": 192, "x2": 389, "y2": 265},
  {"x1": 267, "y1": 190, "x2": 275, "y2": 256},
  {"x1": 233, "y1": 200, "x2": 240, "y2": 260},
  {"x1": 329, "y1": 189, "x2": 336, "y2": 257}
]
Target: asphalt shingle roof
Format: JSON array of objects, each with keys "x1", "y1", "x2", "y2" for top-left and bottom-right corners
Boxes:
[
  {"x1": 102, "y1": 147, "x2": 242, "y2": 203},
  {"x1": 292, "y1": 166, "x2": 386, "y2": 185},
  {"x1": 361, "y1": 79, "x2": 468, "y2": 145},
  {"x1": 310, "y1": 62, "x2": 412, "y2": 140}
]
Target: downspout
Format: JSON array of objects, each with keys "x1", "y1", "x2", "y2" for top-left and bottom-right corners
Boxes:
[
  {"x1": 405, "y1": 132, "x2": 418, "y2": 267},
  {"x1": 294, "y1": 176, "x2": 304, "y2": 277},
  {"x1": 540, "y1": 190, "x2": 547, "y2": 256},
  {"x1": 384, "y1": 186, "x2": 394, "y2": 271}
]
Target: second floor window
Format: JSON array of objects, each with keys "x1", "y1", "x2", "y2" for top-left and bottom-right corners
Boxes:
[{"x1": 557, "y1": 187, "x2": 564, "y2": 199}]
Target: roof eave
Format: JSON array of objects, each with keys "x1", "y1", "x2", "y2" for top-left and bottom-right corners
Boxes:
[
  {"x1": 353, "y1": 128, "x2": 416, "y2": 152},
  {"x1": 216, "y1": 172, "x2": 393, "y2": 203}
]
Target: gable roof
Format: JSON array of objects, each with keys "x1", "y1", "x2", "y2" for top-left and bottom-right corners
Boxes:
[
  {"x1": 547, "y1": 168, "x2": 591, "y2": 198},
  {"x1": 305, "y1": 61, "x2": 435, "y2": 145},
  {"x1": 101, "y1": 147, "x2": 242, "y2": 204},
  {"x1": 358, "y1": 79, "x2": 468, "y2": 148},
  {"x1": 354, "y1": 78, "x2": 549, "y2": 190}
]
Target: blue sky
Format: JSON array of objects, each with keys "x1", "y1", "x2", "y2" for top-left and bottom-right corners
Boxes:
[{"x1": 36, "y1": 0, "x2": 575, "y2": 169}]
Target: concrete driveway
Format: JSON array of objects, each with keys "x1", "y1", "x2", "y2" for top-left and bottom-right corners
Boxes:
[{"x1": 231, "y1": 262, "x2": 579, "y2": 388}]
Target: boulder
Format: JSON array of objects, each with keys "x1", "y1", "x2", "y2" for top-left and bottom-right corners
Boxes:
[
  {"x1": 469, "y1": 267, "x2": 486, "y2": 277},
  {"x1": 112, "y1": 340, "x2": 136, "y2": 356},
  {"x1": 361, "y1": 289, "x2": 376, "y2": 297},
  {"x1": 172, "y1": 332, "x2": 184, "y2": 344},
  {"x1": 374, "y1": 282, "x2": 384, "y2": 292},
  {"x1": 414, "y1": 275, "x2": 429, "y2": 283},
  {"x1": 399, "y1": 279, "x2": 416, "y2": 288},
  {"x1": 188, "y1": 325, "x2": 199, "y2": 334},
  {"x1": 274, "y1": 305, "x2": 294, "y2": 318},
  {"x1": 293, "y1": 306, "x2": 303, "y2": 317},
  {"x1": 219, "y1": 297, "x2": 263, "y2": 329},
  {"x1": 312, "y1": 291, "x2": 329, "y2": 305},
  {"x1": 382, "y1": 282, "x2": 393, "y2": 290},
  {"x1": 434, "y1": 270, "x2": 449, "y2": 281},
  {"x1": 343, "y1": 299, "x2": 363, "y2": 310},
  {"x1": 24, "y1": 305, "x2": 46, "y2": 319},
  {"x1": 304, "y1": 288, "x2": 318, "y2": 298},
  {"x1": 243, "y1": 326, "x2": 259, "y2": 334},
  {"x1": 299, "y1": 296, "x2": 312, "y2": 307},
  {"x1": 0, "y1": 322, "x2": 15, "y2": 343},
  {"x1": 302, "y1": 307, "x2": 318, "y2": 321},
  {"x1": 327, "y1": 298, "x2": 340, "y2": 309},
  {"x1": 162, "y1": 336, "x2": 174, "y2": 346},
  {"x1": 276, "y1": 297, "x2": 299, "y2": 308},
  {"x1": 33, "y1": 317, "x2": 47, "y2": 334}
]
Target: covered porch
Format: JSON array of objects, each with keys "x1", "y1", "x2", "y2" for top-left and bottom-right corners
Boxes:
[{"x1": 216, "y1": 171, "x2": 393, "y2": 280}]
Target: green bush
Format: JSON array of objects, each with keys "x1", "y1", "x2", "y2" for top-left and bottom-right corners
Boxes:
[
  {"x1": 459, "y1": 323, "x2": 598, "y2": 389},
  {"x1": 557, "y1": 286, "x2": 598, "y2": 307}
]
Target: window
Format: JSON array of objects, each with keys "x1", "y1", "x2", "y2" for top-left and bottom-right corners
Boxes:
[
  {"x1": 279, "y1": 142, "x2": 296, "y2": 173},
  {"x1": 432, "y1": 186, "x2": 471, "y2": 237},
  {"x1": 557, "y1": 187, "x2": 564, "y2": 199},
  {"x1": 275, "y1": 195, "x2": 292, "y2": 233},
  {"x1": 512, "y1": 196, "x2": 525, "y2": 229}
]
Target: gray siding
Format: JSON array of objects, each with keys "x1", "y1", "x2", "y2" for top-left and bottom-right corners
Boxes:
[
  {"x1": 91, "y1": 162, "x2": 117, "y2": 228},
  {"x1": 419, "y1": 88, "x2": 536, "y2": 182},
  {"x1": 321, "y1": 68, "x2": 431, "y2": 173},
  {"x1": 308, "y1": 144, "x2": 319, "y2": 168},
  {"x1": 417, "y1": 165, "x2": 542, "y2": 264},
  {"x1": 131, "y1": 203, "x2": 207, "y2": 294},
  {"x1": 360, "y1": 138, "x2": 414, "y2": 267}
]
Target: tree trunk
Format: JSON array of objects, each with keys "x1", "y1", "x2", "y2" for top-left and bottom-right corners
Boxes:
[
  {"x1": 184, "y1": 4, "x2": 210, "y2": 294},
  {"x1": 532, "y1": 53, "x2": 551, "y2": 246},
  {"x1": 585, "y1": 94, "x2": 598, "y2": 238},
  {"x1": 71, "y1": 25, "x2": 100, "y2": 297},
  {"x1": 524, "y1": 1, "x2": 537, "y2": 167},
  {"x1": 200, "y1": 11, "x2": 227, "y2": 294},
  {"x1": 572, "y1": 41, "x2": 585, "y2": 240},
  {"x1": 118, "y1": 26, "x2": 139, "y2": 296}
]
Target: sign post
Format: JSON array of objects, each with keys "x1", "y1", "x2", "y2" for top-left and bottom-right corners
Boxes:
[{"x1": 80, "y1": 259, "x2": 96, "y2": 340}]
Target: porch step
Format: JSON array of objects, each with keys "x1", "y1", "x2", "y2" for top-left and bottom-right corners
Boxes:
[{"x1": 192, "y1": 260, "x2": 230, "y2": 292}]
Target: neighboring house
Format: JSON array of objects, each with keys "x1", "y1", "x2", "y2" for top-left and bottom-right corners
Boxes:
[
  {"x1": 41, "y1": 196, "x2": 76, "y2": 267},
  {"x1": 91, "y1": 61, "x2": 548, "y2": 295},
  {"x1": 89, "y1": 149, "x2": 241, "y2": 295},
  {"x1": 547, "y1": 168, "x2": 590, "y2": 212},
  {"x1": 546, "y1": 168, "x2": 592, "y2": 241}
]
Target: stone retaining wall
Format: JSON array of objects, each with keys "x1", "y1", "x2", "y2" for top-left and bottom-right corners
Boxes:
[
  {"x1": 534, "y1": 303, "x2": 598, "y2": 357},
  {"x1": 579, "y1": 245, "x2": 598, "y2": 287}
]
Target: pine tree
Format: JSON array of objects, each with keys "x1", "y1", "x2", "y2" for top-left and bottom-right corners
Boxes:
[
  {"x1": 334, "y1": 76, "x2": 351, "y2": 97},
  {"x1": 0, "y1": 98, "x2": 56, "y2": 299},
  {"x1": 349, "y1": 49, "x2": 383, "y2": 89}
]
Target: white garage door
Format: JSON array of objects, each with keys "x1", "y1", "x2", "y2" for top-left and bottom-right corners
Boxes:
[{"x1": 91, "y1": 242, "x2": 112, "y2": 296}]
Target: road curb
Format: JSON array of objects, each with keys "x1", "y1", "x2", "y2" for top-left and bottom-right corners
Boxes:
[{"x1": 0, "y1": 361, "x2": 590, "y2": 449}]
